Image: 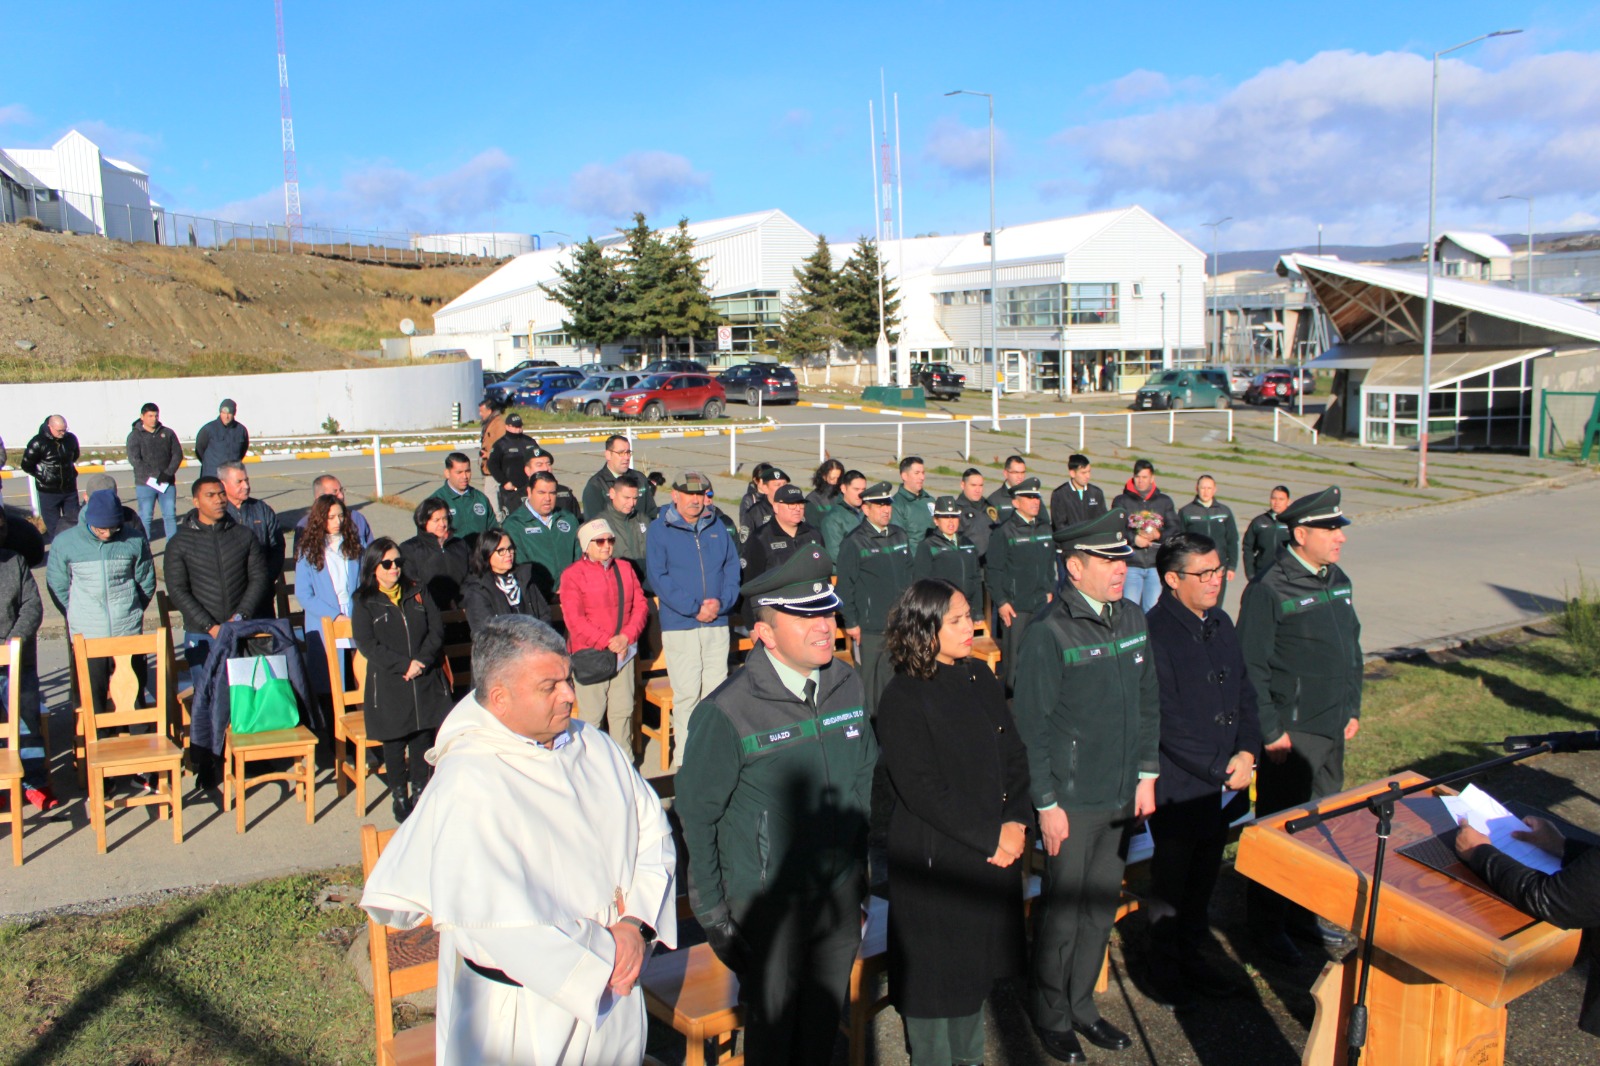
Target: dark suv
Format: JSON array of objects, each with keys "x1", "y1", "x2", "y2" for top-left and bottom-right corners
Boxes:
[
  {"x1": 718, "y1": 364, "x2": 799, "y2": 405},
  {"x1": 641, "y1": 359, "x2": 705, "y2": 375},
  {"x1": 912, "y1": 362, "x2": 965, "y2": 400}
]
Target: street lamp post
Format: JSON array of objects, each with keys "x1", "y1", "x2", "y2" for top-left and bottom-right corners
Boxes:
[
  {"x1": 946, "y1": 89, "x2": 1001, "y2": 430},
  {"x1": 1419, "y1": 29, "x2": 1522, "y2": 489},
  {"x1": 1499, "y1": 194, "x2": 1534, "y2": 292},
  {"x1": 1201, "y1": 217, "x2": 1232, "y2": 364}
]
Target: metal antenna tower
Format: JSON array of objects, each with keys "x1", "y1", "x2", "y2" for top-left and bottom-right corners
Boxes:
[{"x1": 275, "y1": 0, "x2": 302, "y2": 241}]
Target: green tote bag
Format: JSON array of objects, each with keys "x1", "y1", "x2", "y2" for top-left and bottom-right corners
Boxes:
[{"x1": 227, "y1": 654, "x2": 300, "y2": 734}]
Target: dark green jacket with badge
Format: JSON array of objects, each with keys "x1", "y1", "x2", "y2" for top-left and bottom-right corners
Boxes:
[
  {"x1": 821, "y1": 502, "x2": 863, "y2": 563},
  {"x1": 1011, "y1": 589, "x2": 1161, "y2": 812},
  {"x1": 913, "y1": 532, "x2": 982, "y2": 614},
  {"x1": 1178, "y1": 499, "x2": 1239, "y2": 571},
  {"x1": 676, "y1": 645, "x2": 876, "y2": 923},
  {"x1": 985, "y1": 512, "x2": 1056, "y2": 614},
  {"x1": 1241, "y1": 510, "x2": 1291, "y2": 580},
  {"x1": 503, "y1": 503, "x2": 580, "y2": 601},
  {"x1": 891, "y1": 487, "x2": 936, "y2": 549},
  {"x1": 1237, "y1": 551, "x2": 1362, "y2": 743},
  {"x1": 836, "y1": 521, "x2": 913, "y2": 632}
]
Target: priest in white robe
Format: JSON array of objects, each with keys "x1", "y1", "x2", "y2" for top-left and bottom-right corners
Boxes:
[{"x1": 362, "y1": 615, "x2": 677, "y2": 1066}]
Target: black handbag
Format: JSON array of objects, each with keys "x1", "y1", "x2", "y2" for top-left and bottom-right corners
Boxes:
[{"x1": 571, "y1": 563, "x2": 625, "y2": 685}]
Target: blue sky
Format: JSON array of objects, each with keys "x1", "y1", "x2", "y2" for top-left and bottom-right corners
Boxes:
[{"x1": 4, "y1": 1, "x2": 1599, "y2": 255}]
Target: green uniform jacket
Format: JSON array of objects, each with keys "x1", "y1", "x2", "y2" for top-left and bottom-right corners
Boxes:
[
  {"x1": 835, "y1": 522, "x2": 913, "y2": 633},
  {"x1": 985, "y1": 512, "x2": 1056, "y2": 614},
  {"x1": 1241, "y1": 510, "x2": 1290, "y2": 580},
  {"x1": 1178, "y1": 499, "x2": 1240, "y2": 571},
  {"x1": 913, "y1": 533, "x2": 982, "y2": 614},
  {"x1": 891, "y1": 487, "x2": 936, "y2": 549},
  {"x1": 427, "y1": 483, "x2": 497, "y2": 540},
  {"x1": 1011, "y1": 589, "x2": 1161, "y2": 812},
  {"x1": 1237, "y1": 551, "x2": 1362, "y2": 743},
  {"x1": 821, "y1": 502, "x2": 863, "y2": 563},
  {"x1": 676, "y1": 645, "x2": 876, "y2": 924},
  {"x1": 503, "y1": 503, "x2": 580, "y2": 601}
]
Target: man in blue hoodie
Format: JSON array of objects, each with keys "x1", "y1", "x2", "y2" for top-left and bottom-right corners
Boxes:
[{"x1": 646, "y1": 471, "x2": 741, "y2": 768}]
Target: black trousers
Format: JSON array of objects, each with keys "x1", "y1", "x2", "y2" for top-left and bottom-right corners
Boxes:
[
  {"x1": 1148, "y1": 791, "x2": 1242, "y2": 959},
  {"x1": 737, "y1": 876, "x2": 864, "y2": 1066},
  {"x1": 38, "y1": 490, "x2": 80, "y2": 538},
  {"x1": 998, "y1": 607, "x2": 1036, "y2": 694},
  {"x1": 1031, "y1": 805, "x2": 1132, "y2": 1031},
  {"x1": 380, "y1": 728, "x2": 434, "y2": 797},
  {"x1": 1249, "y1": 728, "x2": 1345, "y2": 932}
]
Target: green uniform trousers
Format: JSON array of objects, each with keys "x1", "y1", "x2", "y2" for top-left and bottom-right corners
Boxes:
[
  {"x1": 1248, "y1": 729, "x2": 1346, "y2": 932},
  {"x1": 1030, "y1": 805, "x2": 1133, "y2": 1031},
  {"x1": 904, "y1": 1008, "x2": 986, "y2": 1066}
]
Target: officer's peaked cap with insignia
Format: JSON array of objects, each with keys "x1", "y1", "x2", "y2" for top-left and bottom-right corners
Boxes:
[
  {"x1": 1007, "y1": 476, "x2": 1043, "y2": 498},
  {"x1": 1054, "y1": 507, "x2": 1133, "y2": 557},
  {"x1": 740, "y1": 547, "x2": 841, "y2": 616},
  {"x1": 1282, "y1": 485, "x2": 1350, "y2": 529},
  {"x1": 860, "y1": 481, "x2": 895, "y2": 505},
  {"x1": 932, "y1": 495, "x2": 963, "y2": 517}
]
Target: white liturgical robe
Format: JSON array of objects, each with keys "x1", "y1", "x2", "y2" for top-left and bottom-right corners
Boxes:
[{"x1": 361, "y1": 694, "x2": 677, "y2": 1065}]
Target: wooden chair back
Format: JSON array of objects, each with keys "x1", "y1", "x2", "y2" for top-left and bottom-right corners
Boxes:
[
  {"x1": 0, "y1": 637, "x2": 19, "y2": 754},
  {"x1": 360, "y1": 824, "x2": 438, "y2": 1063},
  {"x1": 152, "y1": 591, "x2": 194, "y2": 746},
  {"x1": 73, "y1": 631, "x2": 171, "y2": 750},
  {"x1": 322, "y1": 616, "x2": 369, "y2": 729},
  {"x1": 437, "y1": 608, "x2": 473, "y2": 697},
  {"x1": 274, "y1": 571, "x2": 305, "y2": 631}
]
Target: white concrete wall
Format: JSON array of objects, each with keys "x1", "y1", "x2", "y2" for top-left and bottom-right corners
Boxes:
[{"x1": 0, "y1": 360, "x2": 482, "y2": 449}]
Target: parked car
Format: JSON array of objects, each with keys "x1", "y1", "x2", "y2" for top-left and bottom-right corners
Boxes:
[
  {"x1": 504, "y1": 359, "x2": 559, "y2": 375},
  {"x1": 1269, "y1": 365, "x2": 1317, "y2": 395},
  {"x1": 1244, "y1": 370, "x2": 1299, "y2": 406},
  {"x1": 641, "y1": 359, "x2": 705, "y2": 375},
  {"x1": 484, "y1": 366, "x2": 576, "y2": 402},
  {"x1": 505, "y1": 370, "x2": 585, "y2": 409},
  {"x1": 912, "y1": 362, "x2": 965, "y2": 400},
  {"x1": 550, "y1": 372, "x2": 645, "y2": 415},
  {"x1": 482, "y1": 369, "x2": 506, "y2": 388},
  {"x1": 1133, "y1": 369, "x2": 1232, "y2": 410},
  {"x1": 579, "y1": 362, "x2": 626, "y2": 376},
  {"x1": 1208, "y1": 364, "x2": 1255, "y2": 398},
  {"x1": 608, "y1": 373, "x2": 726, "y2": 421},
  {"x1": 718, "y1": 363, "x2": 799, "y2": 405}
]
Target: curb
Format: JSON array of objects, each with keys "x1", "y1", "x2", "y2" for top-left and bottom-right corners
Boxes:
[{"x1": 1365, "y1": 614, "x2": 1558, "y2": 664}]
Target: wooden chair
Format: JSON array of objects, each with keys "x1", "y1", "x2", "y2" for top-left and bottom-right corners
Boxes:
[
  {"x1": 273, "y1": 571, "x2": 306, "y2": 632},
  {"x1": 153, "y1": 591, "x2": 193, "y2": 753},
  {"x1": 642, "y1": 943, "x2": 744, "y2": 1066},
  {"x1": 223, "y1": 631, "x2": 318, "y2": 832},
  {"x1": 970, "y1": 592, "x2": 1002, "y2": 673},
  {"x1": 360, "y1": 824, "x2": 438, "y2": 1066},
  {"x1": 73, "y1": 630, "x2": 184, "y2": 854},
  {"x1": 437, "y1": 609, "x2": 474, "y2": 699},
  {"x1": 0, "y1": 638, "x2": 25, "y2": 865},
  {"x1": 636, "y1": 640, "x2": 675, "y2": 771},
  {"x1": 842, "y1": 895, "x2": 892, "y2": 1066},
  {"x1": 833, "y1": 625, "x2": 855, "y2": 666},
  {"x1": 324, "y1": 615, "x2": 381, "y2": 815}
]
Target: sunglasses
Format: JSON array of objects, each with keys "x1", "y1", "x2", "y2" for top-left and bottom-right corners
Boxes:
[
  {"x1": 590, "y1": 536, "x2": 616, "y2": 545},
  {"x1": 377, "y1": 558, "x2": 402, "y2": 570}
]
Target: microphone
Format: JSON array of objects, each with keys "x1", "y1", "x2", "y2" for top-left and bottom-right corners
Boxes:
[{"x1": 1503, "y1": 730, "x2": 1600, "y2": 753}]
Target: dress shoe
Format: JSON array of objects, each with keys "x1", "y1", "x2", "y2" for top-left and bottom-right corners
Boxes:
[
  {"x1": 1074, "y1": 1018, "x2": 1133, "y2": 1051},
  {"x1": 392, "y1": 793, "x2": 412, "y2": 823},
  {"x1": 1034, "y1": 1027, "x2": 1087, "y2": 1063},
  {"x1": 1251, "y1": 929, "x2": 1304, "y2": 966}
]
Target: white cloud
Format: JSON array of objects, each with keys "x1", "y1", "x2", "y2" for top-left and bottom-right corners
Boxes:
[
  {"x1": 1053, "y1": 49, "x2": 1600, "y2": 246},
  {"x1": 545, "y1": 151, "x2": 710, "y2": 223},
  {"x1": 922, "y1": 115, "x2": 1009, "y2": 182},
  {"x1": 0, "y1": 104, "x2": 34, "y2": 127},
  {"x1": 1093, "y1": 70, "x2": 1172, "y2": 106}
]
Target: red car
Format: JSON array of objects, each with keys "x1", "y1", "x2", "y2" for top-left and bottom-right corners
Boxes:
[
  {"x1": 1244, "y1": 370, "x2": 1298, "y2": 406},
  {"x1": 608, "y1": 372, "x2": 726, "y2": 421}
]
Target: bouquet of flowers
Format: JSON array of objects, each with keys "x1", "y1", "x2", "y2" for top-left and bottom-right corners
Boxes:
[{"x1": 1128, "y1": 510, "x2": 1165, "y2": 542}]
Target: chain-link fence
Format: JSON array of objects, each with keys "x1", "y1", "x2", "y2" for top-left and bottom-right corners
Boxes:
[{"x1": 3, "y1": 186, "x2": 528, "y2": 266}]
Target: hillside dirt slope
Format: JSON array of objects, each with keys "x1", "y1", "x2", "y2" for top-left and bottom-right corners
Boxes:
[{"x1": 0, "y1": 223, "x2": 495, "y2": 381}]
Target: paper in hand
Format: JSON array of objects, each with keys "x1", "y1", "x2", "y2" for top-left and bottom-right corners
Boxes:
[{"x1": 1441, "y1": 784, "x2": 1562, "y2": 875}]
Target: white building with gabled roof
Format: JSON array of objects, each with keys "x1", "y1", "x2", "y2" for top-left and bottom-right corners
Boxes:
[{"x1": 2, "y1": 129, "x2": 158, "y2": 242}]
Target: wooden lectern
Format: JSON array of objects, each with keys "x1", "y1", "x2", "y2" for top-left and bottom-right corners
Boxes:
[{"x1": 1236, "y1": 772, "x2": 1582, "y2": 1066}]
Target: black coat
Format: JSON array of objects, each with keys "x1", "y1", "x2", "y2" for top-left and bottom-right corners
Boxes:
[
  {"x1": 878, "y1": 659, "x2": 1031, "y2": 1017},
  {"x1": 164, "y1": 509, "x2": 270, "y2": 632},
  {"x1": 351, "y1": 581, "x2": 452, "y2": 741},
  {"x1": 20, "y1": 423, "x2": 80, "y2": 494},
  {"x1": 1146, "y1": 590, "x2": 1261, "y2": 806},
  {"x1": 459, "y1": 570, "x2": 550, "y2": 635},
  {"x1": 1110, "y1": 485, "x2": 1180, "y2": 570},
  {"x1": 399, "y1": 533, "x2": 471, "y2": 611}
]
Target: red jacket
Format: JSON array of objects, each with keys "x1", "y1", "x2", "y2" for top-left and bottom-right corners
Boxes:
[{"x1": 560, "y1": 557, "x2": 648, "y2": 651}]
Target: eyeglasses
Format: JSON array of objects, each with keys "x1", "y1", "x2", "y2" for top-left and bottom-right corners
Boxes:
[
  {"x1": 1177, "y1": 566, "x2": 1226, "y2": 582},
  {"x1": 609, "y1": 448, "x2": 632, "y2": 455},
  {"x1": 590, "y1": 536, "x2": 616, "y2": 544},
  {"x1": 377, "y1": 558, "x2": 402, "y2": 570},
  {"x1": 492, "y1": 545, "x2": 516, "y2": 555}
]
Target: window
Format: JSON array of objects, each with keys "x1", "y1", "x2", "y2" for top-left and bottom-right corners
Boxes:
[
  {"x1": 1000, "y1": 284, "x2": 1061, "y2": 327},
  {"x1": 533, "y1": 332, "x2": 572, "y2": 348},
  {"x1": 1067, "y1": 283, "x2": 1119, "y2": 325},
  {"x1": 511, "y1": 335, "x2": 528, "y2": 349}
]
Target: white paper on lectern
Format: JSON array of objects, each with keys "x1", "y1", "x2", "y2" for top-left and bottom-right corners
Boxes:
[{"x1": 1441, "y1": 784, "x2": 1562, "y2": 875}]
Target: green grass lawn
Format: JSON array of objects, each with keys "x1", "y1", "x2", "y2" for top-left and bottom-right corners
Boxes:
[{"x1": 2, "y1": 633, "x2": 1594, "y2": 1064}]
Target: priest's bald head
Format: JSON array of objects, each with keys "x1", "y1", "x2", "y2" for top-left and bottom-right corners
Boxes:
[{"x1": 472, "y1": 616, "x2": 577, "y2": 747}]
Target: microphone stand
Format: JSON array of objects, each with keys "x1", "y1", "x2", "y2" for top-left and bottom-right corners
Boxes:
[{"x1": 1282, "y1": 741, "x2": 1558, "y2": 1066}]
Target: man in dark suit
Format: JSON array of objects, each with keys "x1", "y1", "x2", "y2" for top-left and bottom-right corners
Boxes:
[{"x1": 1050, "y1": 454, "x2": 1106, "y2": 533}]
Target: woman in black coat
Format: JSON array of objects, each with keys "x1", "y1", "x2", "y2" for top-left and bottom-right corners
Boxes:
[
  {"x1": 879, "y1": 578, "x2": 1032, "y2": 1066},
  {"x1": 351, "y1": 537, "x2": 453, "y2": 822},
  {"x1": 460, "y1": 528, "x2": 550, "y2": 634},
  {"x1": 398, "y1": 497, "x2": 472, "y2": 610}
]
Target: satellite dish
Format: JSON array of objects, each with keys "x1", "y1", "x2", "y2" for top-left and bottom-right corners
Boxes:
[{"x1": 399, "y1": 319, "x2": 416, "y2": 336}]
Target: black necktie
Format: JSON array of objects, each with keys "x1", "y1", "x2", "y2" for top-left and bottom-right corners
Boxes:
[{"x1": 803, "y1": 678, "x2": 817, "y2": 709}]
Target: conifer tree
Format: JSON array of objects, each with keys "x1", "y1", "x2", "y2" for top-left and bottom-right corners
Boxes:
[
  {"x1": 540, "y1": 237, "x2": 625, "y2": 351},
  {"x1": 836, "y1": 237, "x2": 900, "y2": 355},
  {"x1": 777, "y1": 234, "x2": 842, "y2": 365}
]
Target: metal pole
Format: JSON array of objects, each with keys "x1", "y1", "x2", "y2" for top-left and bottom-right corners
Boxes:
[
  {"x1": 1168, "y1": 409, "x2": 1175, "y2": 444},
  {"x1": 1228, "y1": 407, "x2": 1235, "y2": 442},
  {"x1": 1275, "y1": 407, "x2": 1281, "y2": 442},
  {"x1": 988, "y1": 94, "x2": 1000, "y2": 421},
  {"x1": 896, "y1": 422, "x2": 904, "y2": 458},
  {"x1": 1125, "y1": 413, "x2": 1132, "y2": 447},
  {"x1": 964, "y1": 419, "x2": 971, "y2": 459},
  {"x1": 728, "y1": 426, "x2": 736, "y2": 476},
  {"x1": 1025, "y1": 416, "x2": 1032, "y2": 455},
  {"x1": 373, "y1": 436, "x2": 384, "y2": 497},
  {"x1": 1078, "y1": 413, "x2": 1085, "y2": 451},
  {"x1": 819, "y1": 423, "x2": 827, "y2": 463}
]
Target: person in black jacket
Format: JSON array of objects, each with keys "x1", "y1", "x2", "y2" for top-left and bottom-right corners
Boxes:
[
  {"x1": 1456, "y1": 814, "x2": 1600, "y2": 1036},
  {"x1": 164, "y1": 476, "x2": 270, "y2": 666},
  {"x1": 194, "y1": 399, "x2": 249, "y2": 478},
  {"x1": 738, "y1": 484, "x2": 822, "y2": 627},
  {"x1": 351, "y1": 537, "x2": 453, "y2": 822},
  {"x1": 399, "y1": 498, "x2": 471, "y2": 611},
  {"x1": 1111, "y1": 459, "x2": 1180, "y2": 612},
  {"x1": 460, "y1": 529, "x2": 550, "y2": 634},
  {"x1": 1241, "y1": 485, "x2": 1292, "y2": 581},
  {"x1": 20, "y1": 415, "x2": 81, "y2": 537},
  {"x1": 1144, "y1": 532, "x2": 1260, "y2": 1009},
  {"x1": 126, "y1": 403, "x2": 184, "y2": 540},
  {"x1": 1050, "y1": 454, "x2": 1106, "y2": 534},
  {"x1": 485, "y1": 413, "x2": 542, "y2": 518},
  {"x1": 879, "y1": 578, "x2": 1030, "y2": 1066}
]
